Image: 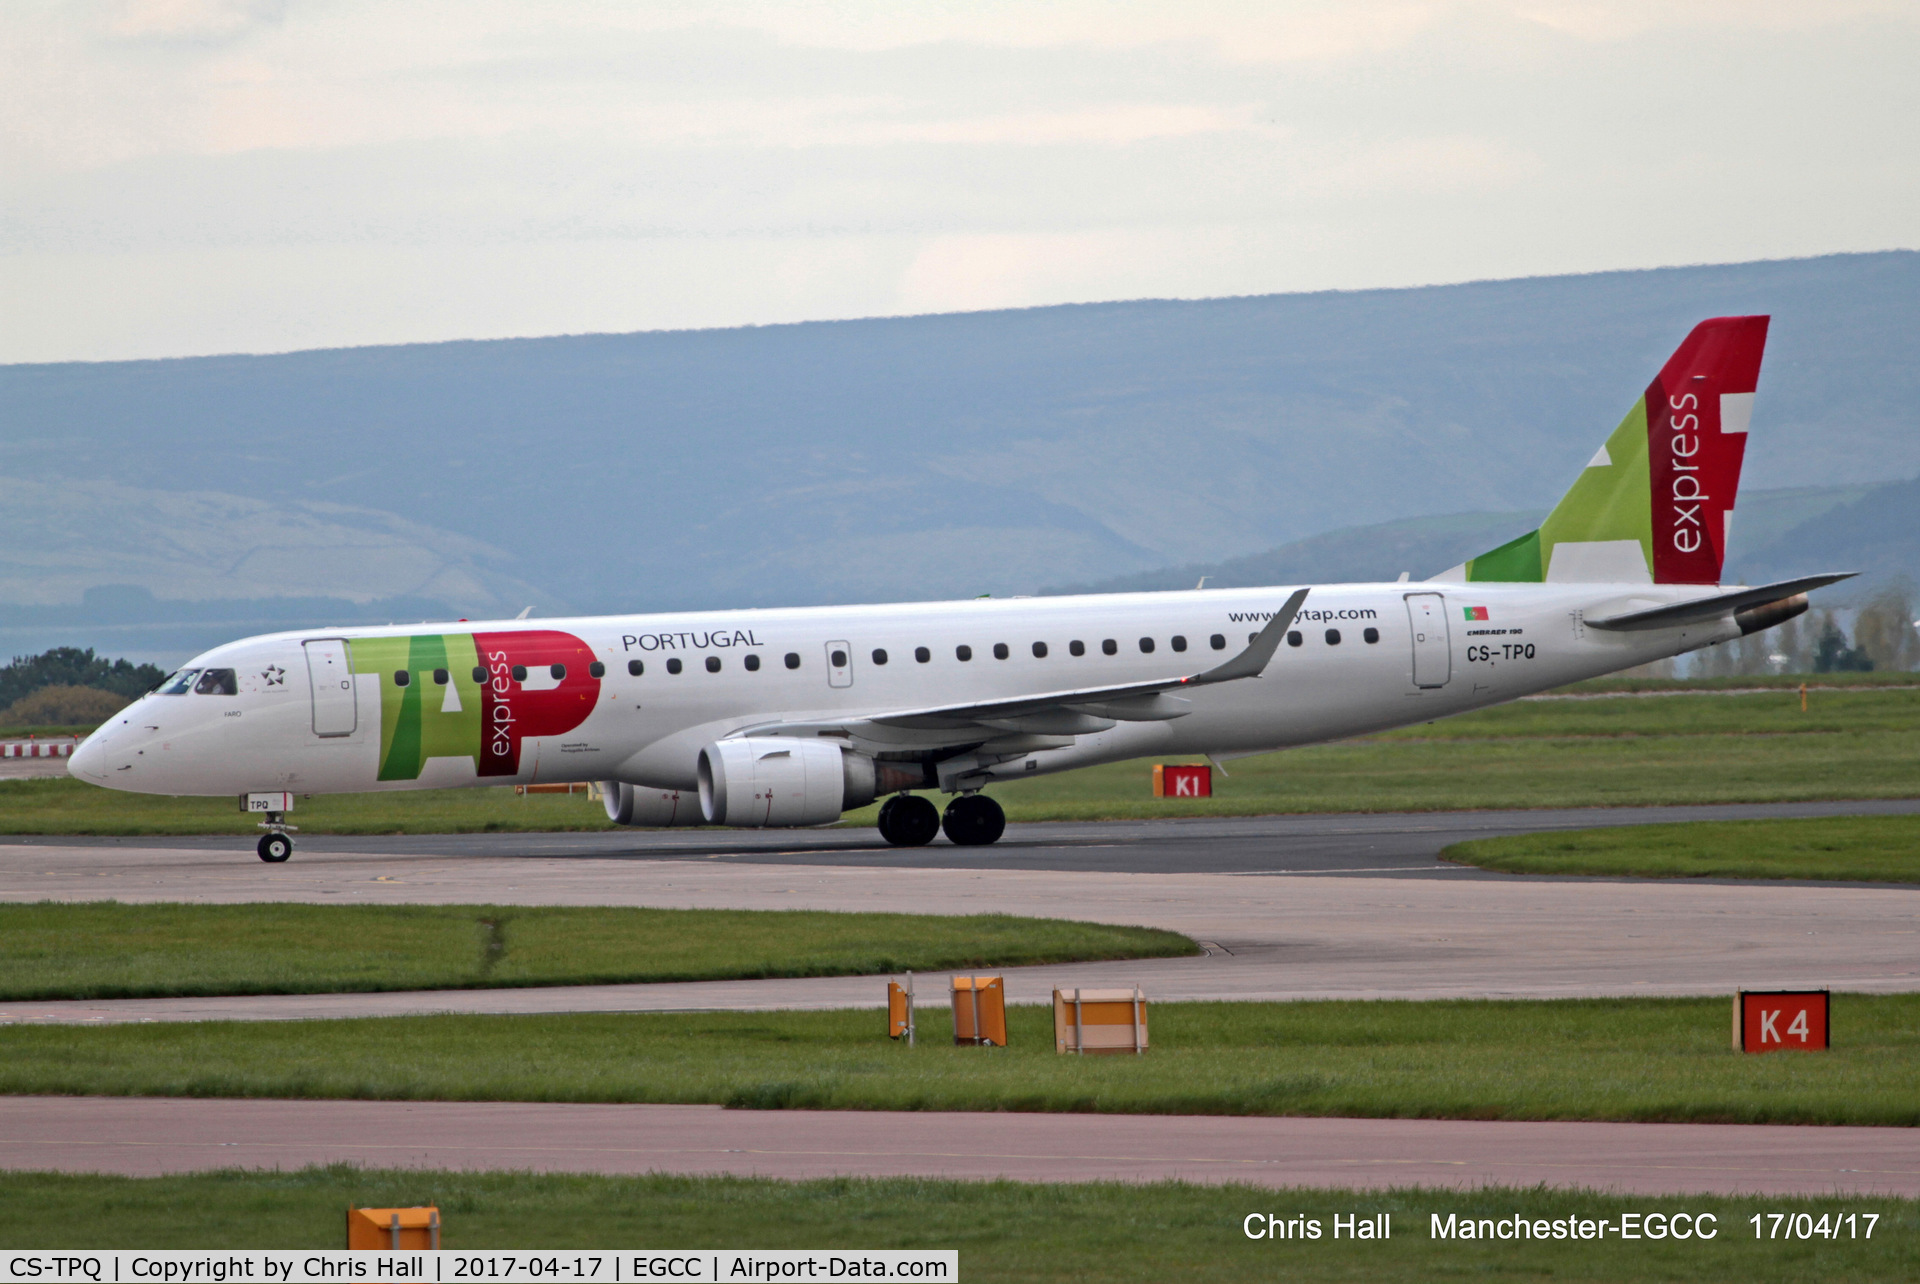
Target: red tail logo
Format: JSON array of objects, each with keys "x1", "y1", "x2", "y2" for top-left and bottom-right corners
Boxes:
[{"x1": 1645, "y1": 316, "x2": 1766, "y2": 584}]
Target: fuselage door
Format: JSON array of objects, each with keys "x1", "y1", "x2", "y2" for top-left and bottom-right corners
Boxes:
[
  {"x1": 304, "y1": 638, "x2": 357, "y2": 736},
  {"x1": 1403, "y1": 593, "x2": 1452, "y2": 689},
  {"x1": 825, "y1": 640, "x2": 854, "y2": 689}
]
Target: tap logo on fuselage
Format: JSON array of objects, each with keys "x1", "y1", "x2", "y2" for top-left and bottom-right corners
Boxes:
[{"x1": 348, "y1": 630, "x2": 601, "y2": 780}]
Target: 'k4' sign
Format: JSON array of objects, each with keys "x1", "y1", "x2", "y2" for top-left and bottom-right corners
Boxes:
[{"x1": 1734, "y1": 989, "x2": 1829, "y2": 1053}]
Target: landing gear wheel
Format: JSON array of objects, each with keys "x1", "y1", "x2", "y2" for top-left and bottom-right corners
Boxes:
[
  {"x1": 256, "y1": 833, "x2": 293, "y2": 863},
  {"x1": 942, "y1": 793, "x2": 1006, "y2": 846},
  {"x1": 877, "y1": 794, "x2": 940, "y2": 847}
]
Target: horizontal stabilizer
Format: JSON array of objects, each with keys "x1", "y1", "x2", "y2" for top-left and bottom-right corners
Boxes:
[{"x1": 1585, "y1": 574, "x2": 1854, "y2": 631}]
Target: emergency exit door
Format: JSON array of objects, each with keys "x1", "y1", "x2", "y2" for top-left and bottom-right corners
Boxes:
[
  {"x1": 304, "y1": 639, "x2": 357, "y2": 736},
  {"x1": 1403, "y1": 594, "x2": 1452, "y2": 689}
]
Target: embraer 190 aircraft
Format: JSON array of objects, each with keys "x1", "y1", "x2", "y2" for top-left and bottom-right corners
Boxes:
[{"x1": 71, "y1": 316, "x2": 1849, "y2": 861}]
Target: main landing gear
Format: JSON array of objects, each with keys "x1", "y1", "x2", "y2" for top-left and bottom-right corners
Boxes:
[
  {"x1": 941, "y1": 793, "x2": 1006, "y2": 847},
  {"x1": 256, "y1": 812, "x2": 296, "y2": 863},
  {"x1": 876, "y1": 793, "x2": 940, "y2": 847},
  {"x1": 875, "y1": 792, "x2": 1006, "y2": 847}
]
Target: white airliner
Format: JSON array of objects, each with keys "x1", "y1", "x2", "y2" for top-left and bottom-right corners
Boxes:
[{"x1": 70, "y1": 316, "x2": 1848, "y2": 860}]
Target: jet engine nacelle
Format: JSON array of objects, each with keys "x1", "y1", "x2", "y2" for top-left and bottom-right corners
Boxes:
[
  {"x1": 601, "y1": 781, "x2": 705, "y2": 827},
  {"x1": 698, "y1": 737, "x2": 868, "y2": 827}
]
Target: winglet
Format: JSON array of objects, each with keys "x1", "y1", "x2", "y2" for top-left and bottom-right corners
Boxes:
[{"x1": 1189, "y1": 588, "x2": 1309, "y2": 685}]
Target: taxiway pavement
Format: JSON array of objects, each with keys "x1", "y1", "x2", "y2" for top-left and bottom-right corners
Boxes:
[
  {"x1": 3, "y1": 1097, "x2": 1914, "y2": 1197},
  {"x1": 12, "y1": 798, "x2": 1920, "y2": 876},
  {"x1": 3, "y1": 807, "x2": 1916, "y2": 1024}
]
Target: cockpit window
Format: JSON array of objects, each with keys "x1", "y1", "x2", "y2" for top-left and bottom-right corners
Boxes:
[
  {"x1": 157, "y1": 670, "x2": 200, "y2": 695},
  {"x1": 193, "y1": 668, "x2": 238, "y2": 695}
]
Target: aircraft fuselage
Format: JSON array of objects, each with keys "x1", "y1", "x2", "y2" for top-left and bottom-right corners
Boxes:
[{"x1": 70, "y1": 580, "x2": 1740, "y2": 801}]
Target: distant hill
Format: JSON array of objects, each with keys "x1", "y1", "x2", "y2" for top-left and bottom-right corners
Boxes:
[
  {"x1": 3, "y1": 251, "x2": 1915, "y2": 641},
  {"x1": 1044, "y1": 484, "x2": 1885, "y2": 596},
  {"x1": 1043, "y1": 511, "x2": 1544, "y2": 595},
  {"x1": 1736, "y1": 477, "x2": 1920, "y2": 600}
]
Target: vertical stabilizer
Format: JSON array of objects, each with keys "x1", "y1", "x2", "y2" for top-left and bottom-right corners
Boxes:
[{"x1": 1442, "y1": 316, "x2": 1768, "y2": 585}]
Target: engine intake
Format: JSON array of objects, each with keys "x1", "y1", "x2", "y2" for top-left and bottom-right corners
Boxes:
[{"x1": 699, "y1": 737, "x2": 861, "y2": 827}]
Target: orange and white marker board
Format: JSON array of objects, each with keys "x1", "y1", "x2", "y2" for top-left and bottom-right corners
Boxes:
[{"x1": 1734, "y1": 990, "x2": 1829, "y2": 1053}]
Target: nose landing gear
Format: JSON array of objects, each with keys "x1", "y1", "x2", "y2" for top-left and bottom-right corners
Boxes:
[
  {"x1": 255, "y1": 812, "x2": 296, "y2": 863},
  {"x1": 941, "y1": 793, "x2": 1006, "y2": 846}
]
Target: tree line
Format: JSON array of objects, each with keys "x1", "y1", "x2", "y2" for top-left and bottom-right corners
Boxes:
[{"x1": 0, "y1": 648, "x2": 169, "y2": 725}]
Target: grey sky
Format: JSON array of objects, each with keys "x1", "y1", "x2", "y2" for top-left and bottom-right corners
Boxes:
[{"x1": 4, "y1": 1, "x2": 1915, "y2": 363}]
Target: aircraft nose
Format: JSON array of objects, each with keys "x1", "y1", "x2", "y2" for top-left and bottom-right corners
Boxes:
[{"x1": 68, "y1": 728, "x2": 114, "y2": 783}]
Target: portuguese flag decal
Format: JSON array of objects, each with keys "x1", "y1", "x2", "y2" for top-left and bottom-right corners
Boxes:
[{"x1": 1463, "y1": 606, "x2": 1490, "y2": 621}]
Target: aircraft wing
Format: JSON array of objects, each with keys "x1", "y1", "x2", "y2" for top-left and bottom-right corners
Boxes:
[
  {"x1": 1585, "y1": 574, "x2": 1854, "y2": 631},
  {"x1": 738, "y1": 588, "x2": 1310, "y2": 742}
]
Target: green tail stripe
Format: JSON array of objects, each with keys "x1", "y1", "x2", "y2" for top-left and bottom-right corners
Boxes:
[
  {"x1": 1462, "y1": 398, "x2": 1654, "y2": 582},
  {"x1": 1464, "y1": 528, "x2": 1542, "y2": 582}
]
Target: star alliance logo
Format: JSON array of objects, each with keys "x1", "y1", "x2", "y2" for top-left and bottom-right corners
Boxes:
[{"x1": 261, "y1": 665, "x2": 286, "y2": 686}]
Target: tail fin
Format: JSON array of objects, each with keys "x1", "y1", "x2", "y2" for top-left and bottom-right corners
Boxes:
[{"x1": 1445, "y1": 316, "x2": 1768, "y2": 585}]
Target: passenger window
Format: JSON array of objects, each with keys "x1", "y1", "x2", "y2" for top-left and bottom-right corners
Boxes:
[
  {"x1": 667, "y1": 658, "x2": 683, "y2": 675},
  {"x1": 194, "y1": 668, "x2": 238, "y2": 695},
  {"x1": 1210, "y1": 634, "x2": 1226, "y2": 650},
  {"x1": 157, "y1": 670, "x2": 199, "y2": 695},
  {"x1": 1364, "y1": 627, "x2": 1380, "y2": 644},
  {"x1": 705, "y1": 656, "x2": 721, "y2": 673},
  {"x1": 785, "y1": 653, "x2": 801, "y2": 669},
  {"x1": 1138, "y1": 637, "x2": 1155, "y2": 654},
  {"x1": 872, "y1": 649, "x2": 889, "y2": 665},
  {"x1": 993, "y1": 643, "x2": 1010, "y2": 660},
  {"x1": 628, "y1": 660, "x2": 644, "y2": 676},
  {"x1": 1101, "y1": 639, "x2": 1117, "y2": 655},
  {"x1": 588, "y1": 661, "x2": 605, "y2": 678},
  {"x1": 1032, "y1": 641, "x2": 1048, "y2": 658},
  {"x1": 1325, "y1": 629, "x2": 1342, "y2": 645},
  {"x1": 472, "y1": 666, "x2": 487, "y2": 683},
  {"x1": 550, "y1": 663, "x2": 566, "y2": 680},
  {"x1": 1069, "y1": 640, "x2": 1085, "y2": 656},
  {"x1": 1286, "y1": 631, "x2": 1303, "y2": 647},
  {"x1": 433, "y1": 668, "x2": 449, "y2": 685},
  {"x1": 511, "y1": 664, "x2": 528, "y2": 682},
  {"x1": 957, "y1": 645, "x2": 973, "y2": 661},
  {"x1": 744, "y1": 654, "x2": 761, "y2": 671},
  {"x1": 1171, "y1": 635, "x2": 1187, "y2": 652},
  {"x1": 392, "y1": 670, "x2": 411, "y2": 688},
  {"x1": 915, "y1": 647, "x2": 931, "y2": 663},
  {"x1": 830, "y1": 649, "x2": 848, "y2": 667}
]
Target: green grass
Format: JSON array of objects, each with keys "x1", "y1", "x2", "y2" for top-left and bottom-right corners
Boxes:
[
  {"x1": 1444, "y1": 815, "x2": 1920, "y2": 883},
  {"x1": 0, "y1": 902, "x2": 1196, "y2": 1001},
  {"x1": 972, "y1": 687, "x2": 1920, "y2": 820},
  {"x1": 4, "y1": 996, "x2": 1916, "y2": 1126},
  {"x1": 1555, "y1": 671, "x2": 1919, "y2": 694},
  {"x1": 0, "y1": 776, "x2": 622, "y2": 835},
  {"x1": 15, "y1": 686, "x2": 1920, "y2": 832},
  {"x1": 1, "y1": 1170, "x2": 1912, "y2": 1281}
]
